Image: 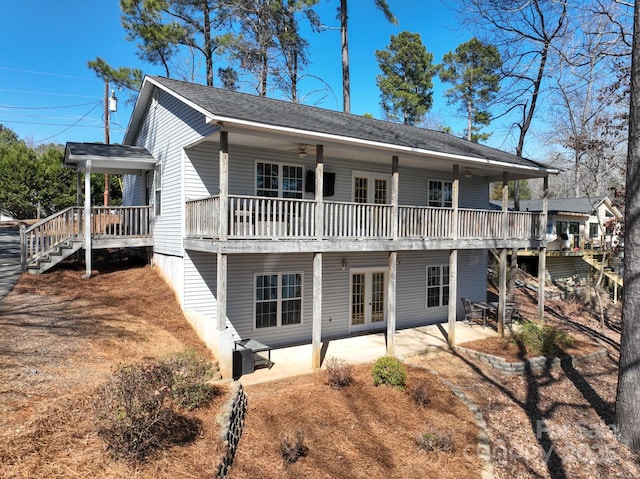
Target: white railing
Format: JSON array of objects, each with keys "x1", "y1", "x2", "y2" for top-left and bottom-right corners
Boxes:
[
  {"x1": 186, "y1": 196, "x2": 220, "y2": 237},
  {"x1": 21, "y1": 206, "x2": 82, "y2": 267},
  {"x1": 398, "y1": 206, "x2": 452, "y2": 238},
  {"x1": 324, "y1": 201, "x2": 393, "y2": 238},
  {"x1": 458, "y1": 209, "x2": 504, "y2": 238},
  {"x1": 91, "y1": 206, "x2": 152, "y2": 237},
  {"x1": 184, "y1": 195, "x2": 544, "y2": 242},
  {"x1": 20, "y1": 205, "x2": 153, "y2": 269},
  {"x1": 229, "y1": 195, "x2": 316, "y2": 238}
]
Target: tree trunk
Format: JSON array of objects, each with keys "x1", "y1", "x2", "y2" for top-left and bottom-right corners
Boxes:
[
  {"x1": 203, "y1": 1, "x2": 213, "y2": 86},
  {"x1": 340, "y1": 0, "x2": 350, "y2": 113},
  {"x1": 616, "y1": 0, "x2": 640, "y2": 452}
]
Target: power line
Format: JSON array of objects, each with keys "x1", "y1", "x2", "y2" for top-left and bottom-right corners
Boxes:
[
  {"x1": 32, "y1": 102, "x2": 103, "y2": 145},
  {"x1": 0, "y1": 101, "x2": 100, "y2": 110},
  {"x1": 0, "y1": 88, "x2": 99, "y2": 99},
  {"x1": 0, "y1": 66, "x2": 96, "y2": 81}
]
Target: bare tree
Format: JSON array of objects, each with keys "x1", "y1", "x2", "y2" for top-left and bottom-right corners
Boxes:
[{"x1": 616, "y1": 0, "x2": 640, "y2": 454}]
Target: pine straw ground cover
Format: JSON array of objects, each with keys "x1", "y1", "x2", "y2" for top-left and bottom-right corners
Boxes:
[
  {"x1": 232, "y1": 364, "x2": 482, "y2": 479},
  {"x1": 0, "y1": 258, "x2": 227, "y2": 479},
  {"x1": 411, "y1": 285, "x2": 640, "y2": 479}
]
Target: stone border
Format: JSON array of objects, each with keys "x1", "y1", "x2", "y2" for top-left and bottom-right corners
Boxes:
[
  {"x1": 408, "y1": 363, "x2": 494, "y2": 479},
  {"x1": 453, "y1": 346, "x2": 608, "y2": 375},
  {"x1": 215, "y1": 381, "x2": 248, "y2": 479}
]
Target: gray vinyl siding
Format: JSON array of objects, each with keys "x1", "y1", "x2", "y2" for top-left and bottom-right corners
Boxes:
[
  {"x1": 123, "y1": 174, "x2": 145, "y2": 206},
  {"x1": 546, "y1": 256, "x2": 590, "y2": 283},
  {"x1": 184, "y1": 143, "x2": 491, "y2": 209},
  {"x1": 199, "y1": 249, "x2": 491, "y2": 348},
  {"x1": 133, "y1": 88, "x2": 216, "y2": 256}
]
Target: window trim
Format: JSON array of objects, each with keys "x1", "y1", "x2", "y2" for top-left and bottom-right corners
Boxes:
[
  {"x1": 253, "y1": 271, "x2": 304, "y2": 330},
  {"x1": 154, "y1": 162, "x2": 162, "y2": 216},
  {"x1": 427, "y1": 178, "x2": 453, "y2": 208},
  {"x1": 254, "y1": 160, "x2": 304, "y2": 198},
  {"x1": 425, "y1": 264, "x2": 450, "y2": 309}
]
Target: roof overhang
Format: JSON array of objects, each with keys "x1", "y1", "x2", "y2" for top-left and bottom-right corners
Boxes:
[
  {"x1": 64, "y1": 142, "x2": 156, "y2": 175},
  {"x1": 125, "y1": 76, "x2": 560, "y2": 182}
]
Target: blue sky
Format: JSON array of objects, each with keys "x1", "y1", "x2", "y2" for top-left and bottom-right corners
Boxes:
[{"x1": 1, "y1": 1, "x2": 510, "y2": 151}]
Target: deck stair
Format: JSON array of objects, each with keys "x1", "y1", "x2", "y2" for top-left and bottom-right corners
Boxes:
[{"x1": 26, "y1": 238, "x2": 83, "y2": 274}]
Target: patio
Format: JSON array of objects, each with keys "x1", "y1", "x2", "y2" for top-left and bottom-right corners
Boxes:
[{"x1": 238, "y1": 321, "x2": 500, "y2": 385}]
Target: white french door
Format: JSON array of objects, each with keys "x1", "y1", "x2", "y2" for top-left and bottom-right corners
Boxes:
[
  {"x1": 350, "y1": 268, "x2": 386, "y2": 332},
  {"x1": 352, "y1": 172, "x2": 389, "y2": 204}
]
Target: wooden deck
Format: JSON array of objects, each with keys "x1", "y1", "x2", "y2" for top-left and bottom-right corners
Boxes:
[{"x1": 185, "y1": 195, "x2": 543, "y2": 247}]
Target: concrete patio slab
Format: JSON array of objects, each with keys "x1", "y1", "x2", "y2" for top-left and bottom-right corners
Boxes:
[{"x1": 239, "y1": 322, "x2": 500, "y2": 386}]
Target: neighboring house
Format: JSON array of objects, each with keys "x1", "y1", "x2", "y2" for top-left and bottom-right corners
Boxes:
[
  {"x1": 506, "y1": 197, "x2": 623, "y2": 285},
  {"x1": 519, "y1": 197, "x2": 622, "y2": 252},
  {"x1": 0, "y1": 209, "x2": 15, "y2": 222},
  {"x1": 25, "y1": 76, "x2": 558, "y2": 377}
]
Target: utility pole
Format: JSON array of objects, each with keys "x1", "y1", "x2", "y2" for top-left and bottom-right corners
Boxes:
[
  {"x1": 103, "y1": 82, "x2": 117, "y2": 206},
  {"x1": 104, "y1": 81, "x2": 110, "y2": 207}
]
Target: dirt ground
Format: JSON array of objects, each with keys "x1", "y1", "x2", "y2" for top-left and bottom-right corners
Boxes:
[{"x1": 0, "y1": 252, "x2": 638, "y2": 479}]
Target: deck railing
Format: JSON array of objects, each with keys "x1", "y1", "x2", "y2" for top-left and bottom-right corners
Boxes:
[
  {"x1": 20, "y1": 205, "x2": 153, "y2": 268},
  {"x1": 184, "y1": 195, "x2": 544, "y2": 242}
]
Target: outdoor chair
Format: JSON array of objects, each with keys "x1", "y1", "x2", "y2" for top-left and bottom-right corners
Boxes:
[{"x1": 461, "y1": 298, "x2": 487, "y2": 327}]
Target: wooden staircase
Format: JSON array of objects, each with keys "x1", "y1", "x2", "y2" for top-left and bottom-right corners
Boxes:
[{"x1": 21, "y1": 205, "x2": 153, "y2": 274}]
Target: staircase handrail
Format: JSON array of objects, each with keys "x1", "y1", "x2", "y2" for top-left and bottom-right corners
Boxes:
[{"x1": 20, "y1": 206, "x2": 83, "y2": 270}]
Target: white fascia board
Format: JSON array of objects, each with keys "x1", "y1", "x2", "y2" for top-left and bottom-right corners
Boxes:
[{"x1": 205, "y1": 114, "x2": 559, "y2": 176}]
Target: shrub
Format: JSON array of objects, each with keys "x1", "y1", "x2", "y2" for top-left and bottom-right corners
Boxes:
[
  {"x1": 95, "y1": 360, "x2": 175, "y2": 460},
  {"x1": 325, "y1": 357, "x2": 354, "y2": 389},
  {"x1": 511, "y1": 321, "x2": 574, "y2": 356},
  {"x1": 407, "y1": 379, "x2": 430, "y2": 407},
  {"x1": 95, "y1": 351, "x2": 216, "y2": 460},
  {"x1": 416, "y1": 430, "x2": 455, "y2": 453},
  {"x1": 280, "y1": 430, "x2": 308, "y2": 464},
  {"x1": 160, "y1": 349, "x2": 219, "y2": 410},
  {"x1": 372, "y1": 356, "x2": 407, "y2": 390}
]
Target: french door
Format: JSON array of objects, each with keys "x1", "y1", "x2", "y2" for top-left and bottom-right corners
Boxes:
[
  {"x1": 350, "y1": 269, "x2": 386, "y2": 332},
  {"x1": 353, "y1": 172, "x2": 389, "y2": 204}
]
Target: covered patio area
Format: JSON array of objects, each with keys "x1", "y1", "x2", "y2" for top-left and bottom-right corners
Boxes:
[{"x1": 238, "y1": 322, "x2": 500, "y2": 385}]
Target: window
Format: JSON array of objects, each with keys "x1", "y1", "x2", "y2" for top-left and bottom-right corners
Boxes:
[
  {"x1": 426, "y1": 265, "x2": 449, "y2": 308},
  {"x1": 569, "y1": 222, "x2": 580, "y2": 235},
  {"x1": 589, "y1": 222, "x2": 599, "y2": 238},
  {"x1": 154, "y1": 162, "x2": 162, "y2": 216},
  {"x1": 255, "y1": 273, "x2": 303, "y2": 329},
  {"x1": 428, "y1": 180, "x2": 452, "y2": 207},
  {"x1": 256, "y1": 162, "x2": 303, "y2": 198}
]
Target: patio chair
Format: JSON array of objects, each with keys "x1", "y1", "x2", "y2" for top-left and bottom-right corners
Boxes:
[{"x1": 461, "y1": 298, "x2": 486, "y2": 327}]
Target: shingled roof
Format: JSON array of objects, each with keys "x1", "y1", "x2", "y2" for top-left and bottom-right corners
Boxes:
[{"x1": 127, "y1": 75, "x2": 557, "y2": 174}]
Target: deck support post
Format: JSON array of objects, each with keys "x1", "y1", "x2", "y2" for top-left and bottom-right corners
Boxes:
[
  {"x1": 497, "y1": 173, "x2": 509, "y2": 336},
  {"x1": 219, "y1": 131, "x2": 229, "y2": 240},
  {"x1": 391, "y1": 156, "x2": 399, "y2": 241},
  {"x1": 312, "y1": 252, "x2": 322, "y2": 369},
  {"x1": 538, "y1": 176, "x2": 549, "y2": 322},
  {"x1": 83, "y1": 160, "x2": 92, "y2": 279},
  {"x1": 386, "y1": 251, "x2": 397, "y2": 356},
  {"x1": 448, "y1": 165, "x2": 459, "y2": 346},
  {"x1": 217, "y1": 252, "x2": 227, "y2": 331},
  {"x1": 315, "y1": 145, "x2": 324, "y2": 240}
]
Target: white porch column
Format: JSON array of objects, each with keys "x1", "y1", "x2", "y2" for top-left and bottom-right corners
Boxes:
[
  {"x1": 538, "y1": 176, "x2": 549, "y2": 322},
  {"x1": 217, "y1": 252, "x2": 227, "y2": 331},
  {"x1": 312, "y1": 252, "x2": 322, "y2": 369},
  {"x1": 76, "y1": 171, "x2": 82, "y2": 206},
  {"x1": 447, "y1": 165, "x2": 459, "y2": 347},
  {"x1": 497, "y1": 172, "x2": 509, "y2": 336},
  {"x1": 315, "y1": 145, "x2": 324, "y2": 240},
  {"x1": 219, "y1": 131, "x2": 229, "y2": 240},
  {"x1": 83, "y1": 160, "x2": 92, "y2": 279},
  {"x1": 386, "y1": 251, "x2": 397, "y2": 356},
  {"x1": 391, "y1": 156, "x2": 399, "y2": 240}
]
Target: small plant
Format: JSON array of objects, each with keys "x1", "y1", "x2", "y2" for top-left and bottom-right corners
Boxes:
[
  {"x1": 416, "y1": 430, "x2": 455, "y2": 453},
  {"x1": 280, "y1": 430, "x2": 308, "y2": 464},
  {"x1": 160, "y1": 349, "x2": 219, "y2": 410},
  {"x1": 94, "y1": 360, "x2": 175, "y2": 460},
  {"x1": 407, "y1": 379, "x2": 430, "y2": 407},
  {"x1": 372, "y1": 356, "x2": 407, "y2": 390},
  {"x1": 325, "y1": 357, "x2": 354, "y2": 389},
  {"x1": 511, "y1": 321, "x2": 574, "y2": 356}
]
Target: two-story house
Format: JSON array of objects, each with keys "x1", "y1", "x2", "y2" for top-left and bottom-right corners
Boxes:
[{"x1": 24, "y1": 76, "x2": 558, "y2": 378}]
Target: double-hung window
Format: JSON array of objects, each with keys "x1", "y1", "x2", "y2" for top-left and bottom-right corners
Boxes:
[
  {"x1": 256, "y1": 162, "x2": 303, "y2": 198},
  {"x1": 426, "y1": 265, "x2": 450, "y2": 308},
  {"x1": 428, "y1": 180, "x2": 453, "y2": 207},
  {"x1": 255, "y1": 273, "x2": 303, "y2": 329}
]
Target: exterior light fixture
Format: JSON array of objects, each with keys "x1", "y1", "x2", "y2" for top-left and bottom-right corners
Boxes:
[{"x1": 342, "y1": 259, "x2": 348, "y2": 270}]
